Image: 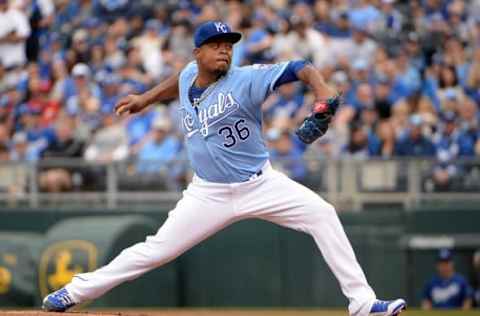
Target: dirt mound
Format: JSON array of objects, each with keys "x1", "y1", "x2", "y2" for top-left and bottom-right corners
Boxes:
[{"x1": 0, "y1": 312, "x2": 120, "y2": 316}]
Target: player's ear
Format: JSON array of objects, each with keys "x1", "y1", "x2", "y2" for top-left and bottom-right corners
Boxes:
[{"x1": 193, "y1": 47, "x2": 200, "y2": 58}]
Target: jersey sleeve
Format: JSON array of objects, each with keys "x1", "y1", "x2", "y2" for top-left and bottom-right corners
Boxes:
[{"x1": 248, "y1": 62, "x2": 290, "y2": 106}]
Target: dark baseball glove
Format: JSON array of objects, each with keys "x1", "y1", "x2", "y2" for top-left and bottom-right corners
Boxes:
[{"x1": 295, "y1": 93, "x2": 342, "y2": 144}]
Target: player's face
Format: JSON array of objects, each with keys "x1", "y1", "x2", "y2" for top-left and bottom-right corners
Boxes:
[
  {"x1": 437, "y1": 261, "x2": 454, "y2": 279},
  {"x1": 195, "y1": 39, "x2": 233, "y2": 76}
]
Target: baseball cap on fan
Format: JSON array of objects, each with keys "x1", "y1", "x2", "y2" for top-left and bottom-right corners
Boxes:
[{"x1": 194, "y1": 21, "x2": 242, "y2": 48}]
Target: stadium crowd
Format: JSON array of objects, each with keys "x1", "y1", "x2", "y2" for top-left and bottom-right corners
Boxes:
[{"x1": 1, "y1": 0, "x2": 480, "y2": 193}]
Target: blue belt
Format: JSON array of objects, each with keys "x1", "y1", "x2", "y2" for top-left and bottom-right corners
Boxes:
[{"x1": 246, "y1": 169, "x2": 263, "y2": 181}]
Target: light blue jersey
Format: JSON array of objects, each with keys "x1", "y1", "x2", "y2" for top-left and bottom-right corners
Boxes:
[{"x1": 178, "y1": 61, "x2": 290, "y2": 183}]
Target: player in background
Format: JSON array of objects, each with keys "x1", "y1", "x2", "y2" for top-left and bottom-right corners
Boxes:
[
  {"x1": 422, "y1": 249, "x2": 473, "y2": 309},
  {"x1": 42, "y1": 21, "x2": 406, "y2": 316}
]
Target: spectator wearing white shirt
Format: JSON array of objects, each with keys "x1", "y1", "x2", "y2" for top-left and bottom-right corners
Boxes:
[
  {"x1": 0, "y1": 0, "x2": 31, "y2": 68},
  {"x1": 272, "y1": 15, "x2": 331, "y2": 68}
]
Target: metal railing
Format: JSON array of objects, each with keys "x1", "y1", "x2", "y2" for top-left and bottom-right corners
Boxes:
[{"x1": 0, "y1": 158, "x2": 479, "y2": 211}]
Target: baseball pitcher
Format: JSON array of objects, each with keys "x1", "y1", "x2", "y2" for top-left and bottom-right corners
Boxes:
[{"x1": 43, "y1": 21, "x2": 406, "y2": 316}]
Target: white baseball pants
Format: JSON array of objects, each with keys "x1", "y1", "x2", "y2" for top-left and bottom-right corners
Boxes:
[{"x1": 66, "y1": 162, "x2": 376, "y2": 316}]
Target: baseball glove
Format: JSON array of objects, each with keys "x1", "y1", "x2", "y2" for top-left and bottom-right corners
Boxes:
[{"x1": 295, "y1": 93, "x2": 341, "y2": 144}]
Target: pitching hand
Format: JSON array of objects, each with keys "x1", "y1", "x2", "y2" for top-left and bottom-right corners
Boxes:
[{"x1": 114, "y1": 94, "x2": 147, "y2": 116}]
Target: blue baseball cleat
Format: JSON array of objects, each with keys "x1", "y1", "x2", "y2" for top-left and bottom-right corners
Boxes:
[
  {"x1": 42, "y1": 287, "x2": 77, "y2": 312},
  {"x1": 369, "y1": 299, "x2": 407, "y2": 316}
]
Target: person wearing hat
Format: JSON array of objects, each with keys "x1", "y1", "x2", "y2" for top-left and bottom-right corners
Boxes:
[
  {"x1": 63, "y1": 63, "x2": 101, "y2": 102},
  {"x1": 135, "y1": 115, "x2": 181, "y2": 174},
  {"x1": 45, "y1": 20, "x2": 406, "y2": 316},
  {"x1": 394, "y1": 114, "x2": 436, "y2": 156},
  {"x1": 422, "y1": 249, "x2": 473, "y2": 309}
]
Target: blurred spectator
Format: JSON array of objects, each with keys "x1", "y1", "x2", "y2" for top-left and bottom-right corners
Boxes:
[
  {"x1": 344, "y1": 26, "x2": 377, "y2": 66},
  {"x1": 458, "y1": 98, "x2": 480, "y2": 155},
  {"x1": 266, "y1": 128, "x2": 306, "y2": 181},
  {"x1": 131, "y1": 19, "x2": 164, "y2": 80},
  {"x1": 126, "y1": 108, "x2": 156, "y2": 147},
  {"x1": 0, "y1": 141, "x2": 27, "y2": 203},
  {"x1": 466, "y1": 48, "x2": 480, "y2": 105},
  {"x1": 446, "y1": 1, "x2": 469, "y2": 43},
  {"x1": 263, "y1": 82, "x2": 304, "y2": 123},
  {"x1": 95, "y1": 0, "x2": 130, "y2": 22},
  {"x1": 244, "y1": 11, "x2": 274, "y2": 64},
  {"x1": 0, "y1": 122, "x2": 9, "y2": 146},
  {"x1": 0, "y1": 0, "x2": 31, "y2": 69},
  {"x1": 377, "y1": 0, "x2": 403, "y2": 36},
  {"x1": 84, "y1": 113, "x2": 128, "y2": 163},
  {"x1": 17, "y1": 105, "x2": 55, "y2": 157},
  {"x1": 431, "y1": 111, "x2": 474, "y2": 190},
  {"x1": 373, "y1": 76, "x2": 394, "y2": 119},
  {"x1": 348, "y1": 0, "x2": 382, "y2": 32},
  {"x1": 392, "y1": 50, "x2": 421, "y2": 99},
  {"x1": 64, "y1": 63, "x2": 101, "y2": 102},
  {"x1": 25, "y1": 0, "x2": 54, "y2": 62},
  {"x1": 134, "y1": 115, "x2": 181, "y2": 174},
  {"x1": 39, "y1": 117, "x2": 85, "y2": 192},
  {"x1": 25, "y1": 76, "x2": 59, "y2": 126},
  {"x1": 99, "y1": 73, "x2": 122, "y2": 114},
  {"x1": 272, "y1": 14, "x2": 329, "y2": 67},
  {"x1": 9, "y1": 131, "x2": 39, "y2": 161},
  {"x1": 375, "y1": 120, "x2": 396, "y2": 158},
  {"x1": 395, "y1": 114, "x2": 436, "y2": 156},
  {"x1": 342, "y1": 123, "x2": 379, "y2": 159},
  {"x1": 167, "y1": 19, "x2": 194, "y2": 62},
  {"x1": 422, "y1": 249, "x2": 473, "y2": 310}
]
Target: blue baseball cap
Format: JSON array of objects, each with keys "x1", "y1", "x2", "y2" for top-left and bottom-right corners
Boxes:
[
  {"x1": 194, "y1": 21, "x2": 241, "y2": 48},
  {"x1": 437, "y1": 248, "x2": 453, "y2": 262}
]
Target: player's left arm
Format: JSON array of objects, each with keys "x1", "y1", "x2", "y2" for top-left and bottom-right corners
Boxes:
[
  {"x1": 295, "y1": 63, "x2": 337, "y2": 101},
  {"x1": 286, "y1": 62, "x2": 341, "y2": 144}
]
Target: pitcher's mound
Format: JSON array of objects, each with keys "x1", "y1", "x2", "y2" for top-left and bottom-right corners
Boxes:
[{"x1": 0, "y1": 312, "x2": 121, "y2": 316}]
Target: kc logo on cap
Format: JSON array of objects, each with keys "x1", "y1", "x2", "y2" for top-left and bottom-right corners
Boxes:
[{"x1": 214, "y1": 22, "x2": 228, "y2": 33}]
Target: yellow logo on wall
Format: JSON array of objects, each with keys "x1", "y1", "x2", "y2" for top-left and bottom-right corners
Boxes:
[
  {"x1": 39, "y1": 240, "x2": 97, "y2": 298},
  {"x1": 0, "y1": 266, "x2": 12, "y2": 294}
]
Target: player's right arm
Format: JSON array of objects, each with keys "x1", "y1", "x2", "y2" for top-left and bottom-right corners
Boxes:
[{"x1": 114, "y1": 73, "x2": 179, "y2": 116}]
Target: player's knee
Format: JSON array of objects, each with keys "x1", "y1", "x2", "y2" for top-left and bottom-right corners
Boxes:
[
  {"x1": 323, "y1": 202, "x2": 337, "y2": 216},
  {"x1": 308, "y1": 198, "x2": 337, "y2": 221}
]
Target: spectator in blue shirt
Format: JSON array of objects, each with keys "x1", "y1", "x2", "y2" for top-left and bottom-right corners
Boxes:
[
  {"x1": 267, "y1": 128, "x2": 306, "y2": 181},
  {"x1": 422, "y1": 249, "x2": 473, "y2": 309},
  {"x1": 431, "y1": 111, "x2": 474, "y2": 190},
  {"x1": 17, "y1": 106, "x2": 55, "y2": 156},
  {"x1": 63, "y1": 63, "x2": 101, "y2": 102},
  {"x1": 342, "y1": 123, "x2": 380, "y2": 159},
  {"x1": 322, "y1": 11, "x2": 351, "y2": 38},
  {"x1": 99, "y1": 74, "x2": 122, "y2": 114},
  {"x1": 264, "y1": 82, "x2": 304, "y2": 122},
  {"x1": 135, "y1": 116, "x2": 181, "y2": 174},
  {"x1": 395, "y1": 114, "x2": 436, "y2": 156}
]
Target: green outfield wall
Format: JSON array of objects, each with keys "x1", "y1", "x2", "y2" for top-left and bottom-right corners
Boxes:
[{"x1": 0, "y1": 208, "x2": 478, "y2": 308}]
